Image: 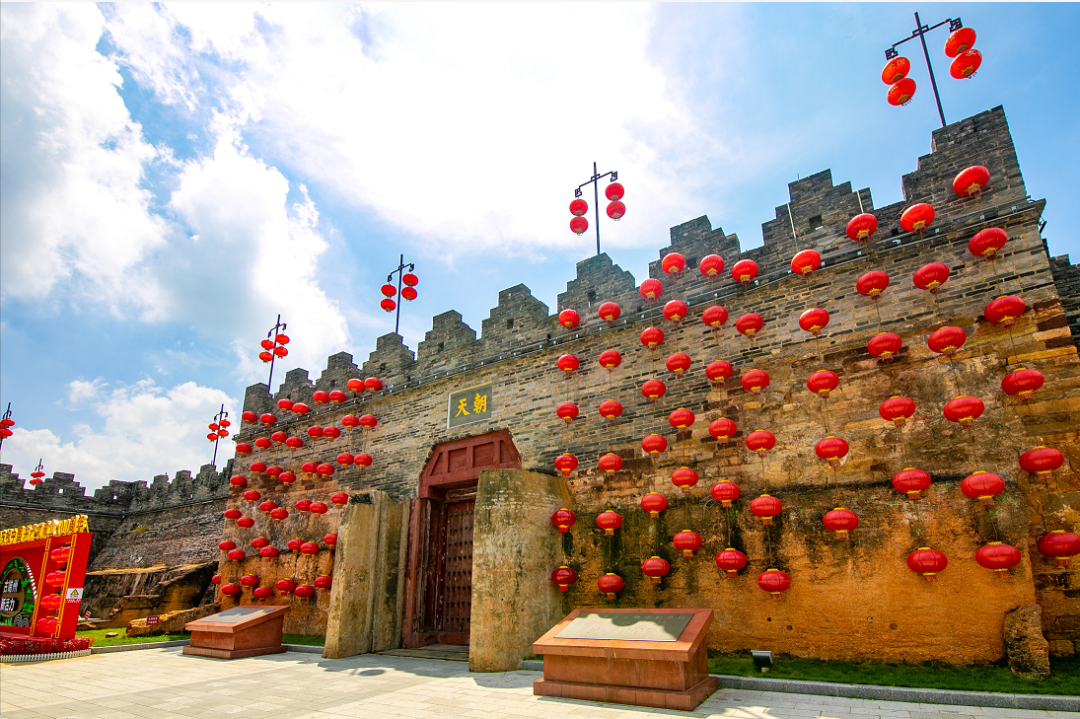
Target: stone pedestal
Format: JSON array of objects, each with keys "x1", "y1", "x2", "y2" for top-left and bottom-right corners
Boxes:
[{"x1": 183, "y1": 605, "x2": 288, "y2": 660}]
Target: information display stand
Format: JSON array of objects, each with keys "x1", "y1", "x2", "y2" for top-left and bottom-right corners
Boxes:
[
  {"x1": 183, "y1": 605, "x2": 289, "y2": 659},
  {"x1": 532, "y1": 608, "x2": 718, "y2": 710}
]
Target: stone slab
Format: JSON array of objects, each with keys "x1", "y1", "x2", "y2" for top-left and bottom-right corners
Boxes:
[
  {"x1": 554, "y1": 611, "x2": 694, "y2": 642},
  {"x1": 181, "y1": 643, "x2": 285, "y2": 659},
  {"x1": 534, "y1": 675, "x2": 720, "y2": 711}
]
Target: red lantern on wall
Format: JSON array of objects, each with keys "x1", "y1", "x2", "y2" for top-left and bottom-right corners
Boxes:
[
  {"x1": 270, "y1": 507, "x2": 289, "y2": 521},
  {"x1": 1037, "y1": 531, "x2": 1080, "y2": 568},
  {"x1": 711, "y1": 481, "x2": 740, "y2": 508},
  {"x1": 641, "y1": 379, "x2": 667, "y2": 402},
  {"x1": 236, "y1": 517, "x2": 254, "y2": 530},
  {"x1": 224, "y1": 508, "x2": 242, "y2": 521},
  {"x1": 276, "y1": 578, "x2": 296, "y2": 596},
  {"x1": 301, "y1": 462, "x2": 317, "y2": 476},
  {"x1": 598, "y1": 349, "x2": 622, "y2": 370},
  {"x1": 985, "y1": 296, "x2": 1026, "y2": 326},
  {"x1": 1019, "y1": 447, "x2": 1064, "y2": 481},
  {"x1": 928, "y1": 326, "x2": 967, "y2": 355},
  {"x1": 324, "y1": 533, "x2": 337, "y2": 548},
  {"x1": 294, "y1": 585, "x2": 315, "y2": 601},
  {"x1": 557, "y1": 354, "x2": 579, "y2": 376},
  {"x1": 662, "y1": 253, "x2": 686, "y2": 275},
  {"x1": 293, "y1": 402, "x2": 311, "y2": 415},
  {"x1": 735, "y1": 313, "x2": 763, "y2": 337},
  {"x1": 554, "y1": 454, "x2": 578, "y2": 477},
  {"x1": 558, "y1": 309, "x2": 580, "y2": 329},
  {"x1": 791, "y1": 249, "x2": 821, "y2": 276},
  {"x1": 954, "y1": 165, "x2": 990, "y2": 198},
  {"x1": 674, "y1": 529, "x2": 702, "y2": 558},
  {"x1": 892, "y1": 468, "x2": 931, "y2": 500},
  {"x1": 815, "y1": 436, "x2": 849, "y2": 468},
  {"x1": 706, "y1": 360, "x2": 734, "y2": 386},
  {"x1": 799, "y1": 308, "x2": 830, "y2": 336},
  {"x1": 641, "y1": 493, "x2": 668, "y2": 518},
  {"x1": 943, "y1": 396, "x2": 984, "y2": 428},
  {"x1": 597, "y1": 574, "x2": 624, "y2": 599},
  {"x1": 258, "y1": 500, "x2": 277, "y2": 514},
  {"x1": 598, "y1": 453, "x2": 623, "y2": 474},
  {"x1": 703, "y1": 305, "x2": 728, "y2": 329},
  {"x1": 914, "y1": 262, "x2": 950, "y2": 293},
  {"x1": 642, "y1": 434, "x2": 667, "y2": 456},
  {"x1": 314, "y1": 575, "x2": 334, "y2": 590},
  {"x1": 709, "y1": 418, "x2": 737, "y2": 445},
  {"x1": 259, "y1": 547, "x2": 279, "y2": 561},
  {"x1": 259, "y1": 413, "x2": 277, "y2": 426},
  {"x1": 732, "y1": 259, "x2": 758, "y2": 285},
  {"x1": 227, "y1": 548, "x2": 246, "y2": 562},
  {"x1": 596, "y1": 510, "x2": 622, "y2": 536},
  {"x1": 961, "y1": 471, "x2": 1005, "y2": 507},
  {"x1": 969, "y1": 228, "x2": 1008, "y2": 259},
  {"x1": 846, "y1": 213, "x2": 878, "y2": 242},
  {"x1": 240, "y1": 574, "x2": 260, "y2": 588},
  {"x1": 881, "y1": 56, "x2": 910, "y2": 84},
  {"x1": 331, "y1": 492, "x2": 349, "y2": 507},
  {"x1": 221, "y1": 583, "x2": 241, "y2": 596},
  {"x1": 750, "y1": 494, "x2": 782, "y2": 525},
  {"x1": 671, "y1": 467, "x2": 699, "y2": 493},
  {"x1": 254, "y1": 438, "x2": 272, "y2": 451},
  {"x1": 551, "y1": 566, "x2": 577, "y2": 592},
  {"x1": 347, "y1": 378, "x2": 364, "y2": 393},
  {"x1": 868, "y1": 332, "x2": 903, "y2": 362},
  {"x1": 976, "y1": 542, "x2": 1021, "y2": 578},
  {"x1": 740, "y1": 369, "x2": 770, "y2": 395},
  {"x1": 715, "y1": 548, "x2": 747, "y2": 578},
  {"x1": 295, "y1": 499, "x2": 311, "y2": 513},
  {"x1": 236, "y1": 443, "x2": 253, "y2": 455},
  {"x1": 364, "y1": 377, "x2": 383, "y2": 392},
  {"x1": 242, "y1": 411, "x2": 258, "y2": 423},
  {"x1": 313, "y1": 391, "x2": 330, "y2": 405},
  {"x1": 598, "y1": 302, "x2": 621, "y2": 323},
  {"x1": 668, "y1": 408, "x2": 695, "y2": 431},
  {"x1": 598, "y1": 400, "x2": 623, "y2": 422},
  {"x1": 316, "y1": 463, "x2": 335, "y2": 477},
  {"x1": 640, "y1": 326, "x2": 665, "y2": 349},
  {"x1": 746, "y1": 430, "x2": 775, "y2": 457},
  {"x1": 666, "y1": 353, "x2": 691, "y2": 376},
  {"x1": 887, "y1": 77, "x2": 916, "y2": 106},
  {"x1": 757, "y1": 569, "x2": 791, "y2": 599},
  {"x1": 806, "y1": 370, "x2": 838, "y2": 398},
  {"x1": 551, "y1": 508, "x2": 576, "y2": 533},
  {"x1": 219, "y1": 540, "x2": 237, "y2": 551},
  {"x1": 357, "y1": 415, "x2": 377, "y2": 431},
  {"x1": 355, "y1": 453, "x2": 373, "y2": 468},
  {"x1": 309, "y1": 501, "x2": 328, "y2": 515},
  {"x1": 642, "y1": 556, "x2": 670, "y2": 585},
  {"x1": 823, "y1": 508, "x2": 859, "y2": 540},
  {"x1": 556, "y1": 402, "x2": 579, "y2": 424},
  {"x1": 287, "y1": 538, "x2": 303, "y2": 552},
  {"x1": 879, "y1": 396, "x2": 916, "y2": 427},
  {"x1": 900, "y1": 203, "x2": 935, "y2": 233},
  {"x1": 857, "y1": 271, "x2": 890, "y2": 299},
  {"x1": 639, "y1": 278, "x2": 663, "y2": 300},
  {"x1": 663, "y1": 300, "x2": 688, "y2": 323},
  {"x1": 907, "y1": 547, "x2": 948, "y2": 582},
  {"x1": 300, "y1": 542, "x2": 320, "y2": 556},
  {"x1": 1002, "y1": 368, "x2": 1044, "y2": 401},
  {"x1": 700, "y1": 254, "x2": 725, "y2": 277}
]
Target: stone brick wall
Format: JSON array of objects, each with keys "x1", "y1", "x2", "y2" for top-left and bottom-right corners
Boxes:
[
  {"x1": 1050, "y1": 253, "x2": 1080, "y2": 343},
  {"x1": 225, "y1": 106, "x2": 1076, "y2": 660}
]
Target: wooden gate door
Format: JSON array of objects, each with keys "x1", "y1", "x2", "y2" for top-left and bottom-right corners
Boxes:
[{"x1": 404, "y1": 430, "x2": 520, "y2": 648}]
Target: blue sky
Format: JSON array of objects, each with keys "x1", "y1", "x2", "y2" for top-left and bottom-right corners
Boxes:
[{"x1": 2, "y1": 3, "x2": 1078, "y2": 490}]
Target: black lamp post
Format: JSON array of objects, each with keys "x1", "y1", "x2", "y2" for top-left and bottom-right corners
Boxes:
[
  {"x1": 885, "y1": 13, "x2": 965, "y2": 128},
  {"x1": 207, "y1": 404, "x2": 230, "y2": 468},
  {"x1": 572, "y1": 163, "x2": 623, "y2": 257},
  {"x1": 259, "y1": 315, "x2": 289, "y2": 392}
]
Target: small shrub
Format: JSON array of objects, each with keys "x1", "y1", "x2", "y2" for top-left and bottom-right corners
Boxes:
[{"x1": 131, "y1": 525, "x2": 148, "y2": 534}]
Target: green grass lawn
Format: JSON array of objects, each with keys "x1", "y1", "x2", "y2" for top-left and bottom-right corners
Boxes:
[
  {"x1": 282, "y1": 634, "x2": 324, "y2": 646},
  {"x1": 708, "y1": 653, "x2": 1080, "y2": 696},
  {"x1": 76, "y1": 627, "x2": 326, "y2": 648}
]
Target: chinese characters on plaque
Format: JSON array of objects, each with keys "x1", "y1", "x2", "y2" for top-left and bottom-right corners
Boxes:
[{"x1": 447, "y1": 384, "x2": 494, "y2": 428}]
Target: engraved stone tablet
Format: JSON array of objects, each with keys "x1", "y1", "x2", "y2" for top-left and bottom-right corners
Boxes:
[
  {"x1": 554, "y1": 611, "x2": 694, "y2": 642},
  {"x1": 197, "y1": 606, "x2": 278, "y2": 623}
]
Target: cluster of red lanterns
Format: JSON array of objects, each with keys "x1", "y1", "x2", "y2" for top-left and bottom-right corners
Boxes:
[
  {"x1": 258, "y1": 332, "x2": 289, "y2": 364},
  {"x1": 0, "y1": 415, "x2": 14, "y2": 440},
  {"x1": 214, "y1": 571, "x2": 331, "y2": 602},
  {"x1": 207, "y1": 417, "x2": 231, "y2": 443},
  {"x1": 35, "y1": 545, "x2": 72, "y2": 634},
  {"x1": 883, "y1": 24, "x2": 982, "y2": 108},
  {"x1": 380, "y1": 272, "x2": 419, "y2": 312},
  {"x1": 569, "y1": 182, "x2": 625, "y2": 236}
]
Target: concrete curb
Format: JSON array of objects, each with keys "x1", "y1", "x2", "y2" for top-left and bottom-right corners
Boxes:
[
  {"x1": 515, "y1": 660, "x2": 1078, "y2": 712},
  {"x1": 285, "y1": 645, "x2": 324, "y2": 654},
  {"x1": 88, "y1": 641, "x2": 325, "y2": 656}
]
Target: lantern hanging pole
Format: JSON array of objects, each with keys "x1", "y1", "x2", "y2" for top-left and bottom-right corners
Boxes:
[
  {"x1": 211, "y1": 403, "x2": 228, "y2": 469},
  {"x1": 265, "y1": 314, "x2": 287, "y2": 393},
  {"x1": 0, "y1": 402, "x2": 10, "y2": 452},
  {"x1": 386, "y1": 254, "x2": 415, "y2": 336},
  {"x1": 885, "y1": 14, "x2": 962, "y2": 129},
  {"x1": 574, "y1": 163, "x2": 618, "y2": 257}
]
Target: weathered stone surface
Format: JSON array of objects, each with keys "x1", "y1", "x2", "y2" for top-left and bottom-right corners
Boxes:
[
  {"x1": 127, "y1": 603, "x2": 218, "y2": 637},
  {"x1": 470, "y1": 469, "x2": 572, "y2": 672},
  {"x1": 1003, "y1": 604, "x2": 1051, "y2": 678},
  {"x1": 83, "y1": 562, "x2": 217, "y2": 628}
]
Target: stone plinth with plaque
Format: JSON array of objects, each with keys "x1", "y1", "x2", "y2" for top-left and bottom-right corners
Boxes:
[
  {"x1": 183, "y1": 605, "x2": 289, "y2": 659},
  {"x1": 532, "y1": 608, "x2": 717, "y2": 710}
]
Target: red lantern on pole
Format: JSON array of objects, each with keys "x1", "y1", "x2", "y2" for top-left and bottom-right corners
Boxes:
[
  {"x1": 823, "y1": 508, "x2": 859, "y2": 540},
  {"x1": 1037, "y1": 531, "x2": 1080, "y2": 568},
  {"x1": 554, "y1": 454, "x2": 578, "y2": 477},
  {"x1": 596, "y1": 510, "x2": 622, "y2": 536},
  {"x1": 606, "y1": 201, "x2": 625, "y2": 220},
  {"x1": 746, "y1": 430, "x2": 775, "y2": 457},
  {"x1": 641, "y1": 379, "x2": 667, "y2": 402},
  {"x1": 907, "y1": 547, "x2": 947, "y2": 582},
  {"x1": 943, "y1": 396, "x2": 984, "y2": 428},
  {"x1": 1002, "y1": 368, "x2": 1044, "y2": 401},
  {"x1": 985, "y1": 296, "x2": 1026, "y2": 326},
  {"x1": 928, "y1": 326, "x2": 967, "y2": 355},
  {"x1": 914, "y1": 262, "x2": 950, "y2": 293},
  {"x1": 944, "y1": 26, "x2": 976, "y2": 56},
  {"x1": 598, "y1": 349, "x2": 622, "y2": 370},
  {"x1": 961, "y1": 471, "x2": 1005, "y2": 507},
  {"x1": 881, "y1": 56, "x2": 910, "y2": 84},
  {"x1": 887, "y1": 78, "x2": 916, "y2": 106},
  {"x1": 597, "y1": 574, "x2": 624, "y2": 599},
  {"x1": 750, "y1": 494, "x2": 782, "y2": 525},
  {"x1": 551, "y1": 566, "x2": 577, "y2": 592},
  {"x1": 709, "y1": 418, "x2": 737, "y2": 445},
  {"x1": 641, "y1": 434, "x2": 667, "y2": 456},
  {"x1": 640, "y1": 493, "x2": 667, "y2": 518},
  {"x1": 1019, "y1": 447, "x2": 1064, "y2": 481},
  {"x1": 950, "y1": 49, "x2": 982, "y2": 79},
  {"x1": 668, "y1": 408, "x2": 695, "y2": 431},
  {"x1": 715, "y1": 548, "x2": 747, "y2": 578},
  {"x1": 846, "y1": 214, "x2": 878, "y2": 242},
  {"x1": 570, "y1": 216, "x2": 589, "y2": 235},
  {"x1": 735, "y1": 313, "x2": 763, "y2": 337},
  {"x1": 598, "y1": 400, "x2": 623, "y2": 422},
  {"x1": 673, "y1": 529, "x2": 702, "y2": 558},
  {"x1": 700, "y1": 254, "x2": 725, "y2": 278},
  {"x1": 598, "y1": 302, "x2": 621, "y2": 323},
  {"x1": 639, "y1": 278, "x2": 663, "y2": 300},
  {"x1": 665, "y1": 353, "x2": 691, "y2": 377},
  {"x1": 953, "y1": 165, "x2": 990, "y2": 198},
  {"x1": 892, "y1": 468, "x2": 931, "y2": 500},
  {"x1": 757, "y1": 569, "x2": 791, "y2": 600},
  {"x1": 969, "y1": 228, "x2": 1008, "y2": 259},
  {"x1": 806, "y1": 370, "x2": 838, "y2": 397},
  {"x1": 663, "y1": 300, "x2": 688, "y2": 323},
  {"x1": 900, "y1": 203, "x2": 935, "y2": 233},
  {"x1": 732, "y1": 259, "x2": 758, "y2": 285},
  {"x1": 642, "y1": 556, "x2": 670, "y2": 585},
  {"x1": 662, "y1": 253, "x2": 686, "y2": 275},
  {"x1": 799, "y1": 308, "x2": 830, "y2": 336},
  {"x1": 711, "y1": 481, "x2": 740, "y2": 508},
  {"x1": 814, "y1": 436, "x2": 849, "y2": 468},
  {"x1": 740, "y1": 369, "x2": 770, "y2": 395},
  {"x1": 706, "y1": 360, "x2": 733, "y2": 386},
  {"x1": 976, "y1": 543, "x2": 1021, "y2": 578},
  {"x1": 791, "y1": 249, "x2": 821, "y2": 276},
  {"x1": 879, "y1": 396, "x2": 915, "y2": 427},
  {"x1": 671, "y1": 467, "x2": 699, "y2": 493},
  {"x1": 598, "y1": 453, "x2": 623, "y2": 474},
  {"x1": 569, "y1": 198, "x2": 588, "y2": 216}
]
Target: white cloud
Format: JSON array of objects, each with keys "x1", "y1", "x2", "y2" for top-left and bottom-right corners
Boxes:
[
  {"x1": 0, "y1": 3, "x2": 167, "y2": 307},
  {"x1": 67, "y1": 379, "x2": 107, "y2": 404},
  {"x1": 2, "y1": 380, "x2": 237, "y2": 492}
]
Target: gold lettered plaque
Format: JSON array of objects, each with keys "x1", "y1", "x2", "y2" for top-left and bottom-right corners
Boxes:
[{"x1": 447, "y1": 384, "x2": 493, "y2": 428}]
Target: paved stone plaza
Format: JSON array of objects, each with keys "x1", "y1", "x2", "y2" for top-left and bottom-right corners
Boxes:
[{"x1": 0, "y1": 649, "x2": 1073, "y2": 719}]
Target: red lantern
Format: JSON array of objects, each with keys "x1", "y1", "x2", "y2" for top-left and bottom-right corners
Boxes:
[
  {"x1": 740, "y1": 369, "x2": 770, "y2": 395},
  {"x1": 227, "y1": 548, "x2": 246, "y2": 561},
  {"x1": 1019, "y1": 447, "x2": 1064, "y2": 480},
  {"x1": 307, "y1": 426, "x2": 324, "y2": 439},
  {"x1": 700, "y1": 254, "x2": 725, "y2": 277},
  {"x1": 380, "y1": 298, "x2": 396, "y2": 312},
  {"x1": 671, "y1": 467, "x2": 699, "y2": 493},
  {"x1": 598, "y1": 453, "x2": 623, "y2": 474},
  {"x1": 663, "y1": 300, "x2": 688, "y2": 323},
  {"x1": 1002, "y1": 368, "x2": 1044, "y2": 401},
  {"x1": 287, "y1": 538, "x2": 303, "y2": 552},
  {"x1": 252, "y1": 586, "x2": 274, "y2": 600},
  {"x1": 50, "y1": 546, "x2": 70, "y2": 565},
  {"x1": 269, "y1": 431, "x2": 286, "y2": 444},
  {"x1": 954, "y1": 165, "x2": 991, "y2": 198},
  {"x1": 236, "y1": 517, "x2": 255, "y2": 530},
  {"x1": 976, "y1": 543, "x2": 1021, "y2": 578},
  {"x1": 219, "y1": 540, "x2": 237, "y2": 551},
  {"x1": 402, "y1": 273, "x2": 418, "y2": 287},
  {"x1": 266, "y1": 465, "x2": 283, "y2": 478},
  {"x1": 640, "y1": 326, "x2": 664, "y2": 348},
  {"x1": 259, "y1": 413, "x2": 277, "y2": 425},
  {"x1": 331, "y1": 492, "x2": 349, "y2": 507},
  {"x1": 556, "y1": 402, "x2": 579, "y2": 424},
  {"x1": 258, "y1": 500, "x2": 277, "y2": 514},
  {"x1": 928, "y1": 326, "x2": 966, "y2": 355},
  {"x1": 294, "y1": 584, "x2": 315, "y2": 601},
  {"x1": 950, "y1": 49, "x2": 982, "y2": 79},
  {"x1": 907, "y1": 547, "x2": 948, "y2": 582},
  {"x1": 212, "y1": 574, "x2": 222, "y2": 585},
  {"x1": 607, "y1": 200, "x2": 626, "y2": 220},
  {"x1": 735, "y1": 313, "x2": 763, "y2": 337},
  {"x1": 1037, "y1": 531, "x2": 1080, "y2": 568},
  {"x1": 944, "y1": 26, "x2": 976, "y2": 57},
  {"x1": 598, "y1": 400, "x2": 623, "y2": 422},
  {"x1": 380, "y1": 284, "x2": 397, "y2": 298},
  {"x1": 662, "y1": 253, "x2": 686, "y2": 275},
  {"x1": 598, "y1": 302, "x2": 621, "y2": 323},
  {"x1": 757, "y1": 569, "x2": 791, "y2": 599},
  {"x1": 300, "y1": 541, "x2": 320, "y2": 555},
  {"x1": 709, "y1": 418, "x2": 737, "y2": 445},
  {"x1": 961, "y1": 471, "x2": 1005, "y2": 507},
  {"x1": 806, "y1": 370, "x2": 838, "y2": 397},
  {"x1": 900, "y1": 203, "x2": 935, "y2": 233},
  {"x1": 341, "y1": 416, "x2": 359, "y2": 430},
  {"x1": 823, "y1": 508, "x2": 859, "y2": 539},
  {"x1": 301, "y1": 462, "x2": 317, "y2": 475},
  {"x1": 295, "y1": 499, "x2": 311, "y2": 513},
  {"x1": 597, "y1": 574, "x2": 624, "y2": 599},
  {"x1": 355, "y1": 453, "x2": 372, "y2": 468},
  {"x1": 702, "y1": 305, "x2": 728, "y2": 329},
  {"x1": 639, "y1": 278, "x2": 663, "y2": 300},
  {"x1": 293, "y1": 402, "x2": 311, "y2": 414},
  {"x1": 221, "y1": 583, "x2": 241, "y2": 596},
  {"x1": 554, "y1": 453, "x2": 578, "y2": 477},
  {"x1": 558, "y1": 309, "x2": 580, "y2": 329},
  {"x1": 313, "y1": 391, "x2": 329, "y2": 404},
  {"x1": 557, "y1": 354, "x2": 579, "y2": 376},
  {"x1": 888, "y1": 78, "x2": 916, "y2": 106},
  {"x1": 324, "y1": 533, "x2": 337, "y2": 548},
  {"x1": 642, "y1": 434, "x2": 667, "y2": 455},
  {"x1": 236, "y1": 443, "x2": 253, "y2": 455},
  {"x1": 668, "y1": 408, "x2": 695, "y2": 431},
  {"x1": 711, "y1": 481, "x2": 740, "y2": 508},
  {"x1": 815, "y1": 436, "x2": 849, "y2": 468},
  {"x1": 791, "y1": 249, "x2": 821, "y2": 276},
  {"x1": 317, "y1": 463, "x2": 335, "y2": 477},
  {"x1": 846, "y1": 214, "x2": 878, "y2": 242},
  {"x1": 275, "y1": 578, "x2": 296, "y2": 595},
  {"x1": 732, "y1": 259, "x2": 758, "y2": 285},
  {"x1": 666, "y1": 354, "x2": 691, "y2": 377},
  {"x1": 641, "y1": 379, "x2": 667, "y2": 402},
  {"x1": 314, "y1": 575, "x2": 333, "y2": 590},
  {"x1": 250, "y1": 461, "x2": 267, "y2": 473},
  {"x1": 551, "y1": 565, "x2": 577, "y2": 592},
  {"x1": 746, "y1": 430, "x2": 775, "y2": 457},
  {"x1": 347, "y1": 378, "x2": 364, "y2": 393},
  {"x1": 715, "y1": 548, "x2": 747, "y2": 578},
  {"x1": 364, "y1": 377, "x2": 383, "y2": 391},
  {"x1": 570, "y1": 216, "x2": 588, "y2": 235},
  {"x1": 640, "y1": 493, "x2": 667, "y2": 518},
  {"x1": 969, "y1": 228, "x2": 1007, "y2": 259},
  {"x1": 857, "y1": 271, "x2": 889, "y2": 299},
  {"x1": 254, "y1": 438, "x2": 272, "y2": 450},
  {"x1": 879, "y1": 396, "x2": 915, "y2": 427},
  {"x1": 569, "y1": 198, "x2": 588, "y2": 216},
  {"x1": 230, "y1": 475, "x2": 248, "y2": 488},
  {"x1": 914, "y1": 262, "x2": 950, "y2": 293},
  {"x1": 207, "y1": 432, "x2": 219, "y2": 441},
  {"x1": 224, "y1": 508, "x2": 242, "y2": 522},
  {"x1": 881, "y1": 56, "x2": 911, "y2": 84},
  {"x1": 259, "y1": 547, "x2": 279, "y2": 561},
  {"x1": 985, "y1": 295, "x2": 1025, "y2": 326},
  {"x1": 240, "y1": 574, "x2": 260, "y2": 588},
  {"x1": 269, "y1": 507, "x2": 288, "y2": 521},
  {"x1": 706, "y1": 360, "x2": 733, "y2": 386},
  {"x1": 642, "y1": 556, "x2": 670, "y2": 585},
  {"x1": 328, "y1": 390, "x2": 346, "y2": 404},
  {"x1": 273, "y1": 346, "x2": 288, "y2": 358},
  {"x1": 943, "y1": 396, "x2": 984, "y2": 428},
  {"x1": 358, "y1": 414, "x2": 377, "y2": 430},
  {"x1": 893, "y1": 468, "x2": 931, "y2": 500},
  {"x1": 750, "y1": 494, "x2": 782, "y2": 525},
  {"x1": 799, "y1": 308, "x2": 830, "y2": 336},
  {"x1": 674, "y1": 529, "x2": 702, "y2": 558},
  {"x1": 259, "y1": 351, "x2": 274, "y2": 363},
  {"x1": 242, "y1": 411, "x2": 258, "y2": 423},
  {"x1": 596, "y1": 510, "x2": 622, "y2": 536},
  {"x1": 597, "y1": 350, "x2": 622, "y2": 371},
  {"x1": 605, "y1": 182, "x2": 624, "y2": 201}
]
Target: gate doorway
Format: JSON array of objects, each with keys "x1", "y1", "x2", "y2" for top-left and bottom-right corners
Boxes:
[{"x1": 403, "y1": 430, "x2": 521, "y2": 648}]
